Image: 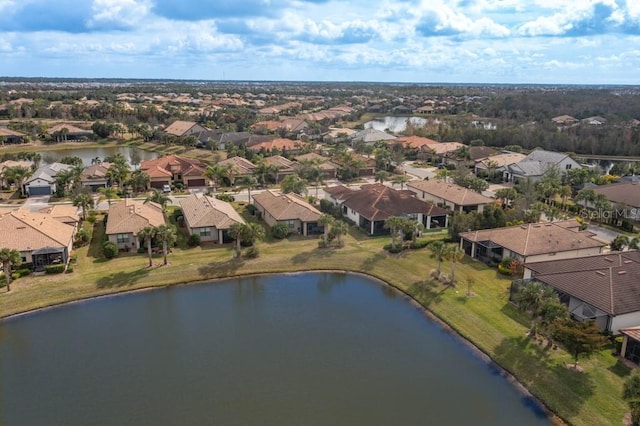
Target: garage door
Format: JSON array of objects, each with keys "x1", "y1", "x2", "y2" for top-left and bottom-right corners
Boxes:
[
  {"x1": 28, "y1": 186, "x2": 52, "y2": 196},
  {"x1": 150, "y1": 181, "x2": 166, "y2": 189},
  {"x1": 187, "y1": 179, "x2": 206, "y2": 187}
]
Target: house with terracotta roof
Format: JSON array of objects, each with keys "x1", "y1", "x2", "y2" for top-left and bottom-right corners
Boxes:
[
  {"x1": 179, "y1": 193, "x2": 245, "y2": 243},
  {"x1": 163, "y1": 120, "x2": 207, "y2": 138},
  {"x1": 393, "y1": 136, "x2": 439, "y2": 150},
  {"x1": 105, "y1": 199, "x2": 166, "y2": 251},
  {"x1": 140, "y1": 155, "x2": 207, "y2": 189},
  {"x1": 418, "y1": 142, "x2": 465, "y2": 162},
  {"x1": 293, "y1": 153, "x2": 339, "y2": 180},
  {"x1": 37, "y1": 205, "x2": 80, "y2": 228},
  {"x1": 263, "y1": 155, "x2": 296, "y2": 182},
  {"x1": 79, "y1": 162, "x2": 112, "y2": 191},
  {"x1": 522, "y1": 251, "x2": 640, "y2": 336},
  {"x1": 45, "y1": 123, "x2": 94, "y2": 141},
  {"x1": 406, "y1": 180, "x2": 493, "y2": 213},
  {"x1": 217, "y1": 156, "x2": 257, "y2": 184},
  {"x1": 252, "y1": 190, "x2": 323, "y2": 236},
  {"x1": 474, "y1": 152, "x2": 526, "y2": 177},
  {"x1": 0, "y1": 210, "x2": 75, "y2": 271},
  {"x1": 324, "y1": 183, "x2": 448, "y2": 235},
  {"x1": 0, "y1": 127, "x2": 26, "y2": 144},
  {"x1": 460, "y1": 219, "x2": 605, "y2": 264},
  {"x1": 247, "y1": 138, "x2": 305, "y2": 154}
]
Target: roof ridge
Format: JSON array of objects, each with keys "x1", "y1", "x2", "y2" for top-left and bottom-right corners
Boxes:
[
  {"x1": 609, "y1": 267, "x2": 615, "y2": 314},
  {"x1": 522, "y1": 224, "x2": 532, "y2": 255}
]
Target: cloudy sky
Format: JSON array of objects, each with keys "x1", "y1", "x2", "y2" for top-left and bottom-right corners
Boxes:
[{"x1": 0, "y1": 0, "x2": 639, "y2": 84}]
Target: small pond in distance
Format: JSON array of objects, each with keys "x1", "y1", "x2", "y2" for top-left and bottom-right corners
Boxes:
[
  {"x1": 41, "y1": 145, "x2": 157, "y2": 166},
  {"x1": 0, "y1": 273, "x2": 550, "y2": 425}
]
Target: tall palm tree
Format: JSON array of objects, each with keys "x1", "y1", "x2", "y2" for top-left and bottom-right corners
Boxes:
[
  {"x1": 138, "y1": 226, "x2": 157, "y2": 267},
  {"x1": 318, "y1": 214, "x2": 335, "y2": 245},
  {"x1": 145, "y1": 189, "x2": 171, "y2": 211},
  {"x1": 0, "y1": 248, "x2": 21, "y2": 292},
  {"x1": 444, "y1": 244, "x2": 465, "y2": 284},
  {"x1": 228, "y1": 222, "x2": 245, "y2": 258},
  {"x1": 3, "y1": 165, "x2": 32, "y2": 196},
  {"x1": 72, "y1": 192, "x2": 95, "y2": 220},
  {"x1": 280, "y1": 174, "x2": 308, "y2": 195},
  {"x1": 514, "y1": 281, "x2": 560, "y2": 336},
  {"x1": 428, "y1": 240, "x2": 447, "y2": 277},
  {"x1": 228, "y1": 222, "x2": 265, "y2": 258},
  {"x1": 155, "y1": 224, "x2": 177, "y2": 266},
  {"x1": 332, "y1": 220, "x2": 349, "y2": 247},
  {"x1": 392, "y1": 174, "x2": 410, "y2": 190},
  {"x1": 98, "y1": 186, "x2": 119, "y2": 206},
  {"x1": 205, "y1": 164, "x2": 225, "y2": 191},
  {"x1": 374, "y1": 170, "x2": 390, "y2": 184},
  {"x1": 238, "y1": 175, "x2": 258, "y2": 204},
  {"x1": 384, "y1": 216, "x2": 409, "y2": 251}
]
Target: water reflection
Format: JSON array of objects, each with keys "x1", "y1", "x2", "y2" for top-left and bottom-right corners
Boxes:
[{"x1": 41, "y1": 146, "x2": 157, "y2": 166}]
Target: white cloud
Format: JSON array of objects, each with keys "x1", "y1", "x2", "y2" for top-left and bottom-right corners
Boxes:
[{"x1": 88, "y1": 0, "x2": 152, "y2": 29}]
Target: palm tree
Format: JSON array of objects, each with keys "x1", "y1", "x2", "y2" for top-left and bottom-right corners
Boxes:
[
  {"x1": 374, "y1": 170, "x2": 390, "y2": 184},
  {"x1": 205, "y1": 164, "x2": 225, "y2": 191},
  {"x1": 127, "y1": 169, "x2": 150, "y2": 193},
  {"x1": 444, "y1": 244, "x2": 465, "y2": 284},
  {"x1": 138, "y1": 226, "x2": 157, "y2": 267},
  {"x1": 391, "y1": 174, "x2": 410, "y2": 190},
  {"x1": 332, "y1": 220, "x2": 349, "y2": 247},
  {"x1": 280, "y1": 174, "x2": 308, "y2": 195},
  {"x1": 228, "y1": 222, "x2": 245, "y2": 258},
  {"x1": 384, "y1": 216, "x2": 409, "y2": 251},
  {"x1": 318, "y1": 214, "x2": 335, "y2": 245},
  {"x1": 145, "y1": 189, "x2": 171, "y2": 211},
  {"x1": 98, "y1": 186, "x2": 119, "y2": 206},
  {"x1": 0, "y1": 248, "x2": 21, "y2": 292},
  {"x1": 238, "y1": 175, "x2": 258, "y2": 204},
  {"x1": 558, "y1": 185, "x2": 572, "y2": 208},
  {"x1": 72, "y1": 192, "x2": 94, "y2": 220},
  {"x1": 514, "y1": 281, "x2": 561, "y2": 336},
  {"x1": 155, "y1": 224, "x2": 177, "y2": 266},
  {"x1": 3, "y1": 165, "x2": 32, "y2": 196},
  {"x1": 228, "y1": 222, "x2": 266, "y2": 258},
  {"x1": 428, "y1": 240, "x2": 447, "y2": 277},
  {"x1": 411, "y1": 221, "x2": 425, "y2": 245},
  {"x1": 91, "y1": 157, "x2": 102, "y2": 165}
]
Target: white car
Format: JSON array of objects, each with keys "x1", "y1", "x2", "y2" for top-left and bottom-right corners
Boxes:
[{"x1": 162, "y1": 184, "x2": 171, "y2": 193}]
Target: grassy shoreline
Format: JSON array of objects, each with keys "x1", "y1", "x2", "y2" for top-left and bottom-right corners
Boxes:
[{"x1": 0, "y1": 226, "x2": 628, "y2": 425}]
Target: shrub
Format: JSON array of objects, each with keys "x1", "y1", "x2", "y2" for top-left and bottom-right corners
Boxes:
[
  {"x1": 102, "y1": 241, "x2": 118, "y2": 259},
  {"x1": 271, "y1": 223, "x2": 291, "y2": 239},
  {"x1": 137, "y1": 247, "x2": 146, "y2": 254},
  {"x1": 410, "y1": 240, "x2": 430, "y2": 250},
  {"x1": 66, "y1": 263, "x2": 74, "y2": 273},
  {"x1": 15, "y1": 268, "x2": 31, "y2": 278},
  {"x1": 244, "y1": 246, "x2": 259, "y2": 258},
  {"x1": 45, "y1": 264, "x2": 65, "y2": 274},
  {"x1": 383, "y1": 243, "x2": 404, "y2": 254},
  {"x1": 246, "y1": 204, "x2": 257, "y2": 215},
  {"x1": 86, "y1": 210, "x2": 97, "y2": 224},
  {"x1": 497, "y1": 263, "x2": 512, "y2": 275},
  {"x1": 216, "y1": 193, "x2": 235, "y2": 202},
  {"x1": 74, "y1": 228, "x2": 91, "y2": 247},
  {"x1": 187, "y1": 234, "x2": 201, "y2": 247}
]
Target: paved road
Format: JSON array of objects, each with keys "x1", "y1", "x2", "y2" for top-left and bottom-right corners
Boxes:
[
  {"x1": 399, "y1": 162, "x2": 436, "y2": 180},
  {"x1": 586, "y1": 224, "x2": 620, "y2": 245}
]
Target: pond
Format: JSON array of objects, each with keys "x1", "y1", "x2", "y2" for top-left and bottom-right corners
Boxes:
[
  {"x1": 364, "y1": 116, "x2": 441, "y2": 133},
  {"x1": 41, "y1": 145, "x2": 157, "y2": 167},
  {"x1": 0, "y1": 273, "x2": 550, "y2": 425}
]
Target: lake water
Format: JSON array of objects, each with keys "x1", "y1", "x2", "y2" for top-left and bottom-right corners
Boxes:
[
  {"x1": 0, "y1": 273, "x2": 549, "y2": 425},
  {"x1": 41, "y1": 146, "x2": 157, "y2": 167},
  {"x1": 364, "y1": 116, "x2": 440, "y2": 133}
]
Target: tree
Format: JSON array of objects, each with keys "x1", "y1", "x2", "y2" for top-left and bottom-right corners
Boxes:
[
  {"x1": 318, "y1": 213, "x2": 335, "y2": 246},
  {"x1": 145, "y1": 189, "x2": 171, "y2": 211},
  {"x1": 98, "y1": 186, "x2": 119, "y2": 206},
  {"x1": 0, "y1": 248, "x2": 21, "y2": 292},
  {"x1": 391, "y1": 174, "x2": 410, "y2": 190},
  {"x1": 553, "y1": 319, "x2": 607, "y2": 369},
  {"x1": 374, "y1": 170, "x2": 390, "y2": 184},
  {"x1": 332, "y1": 220, "x2": 349, "y2": 247},
  {"x1": 384, "y1": 216, "x2": 409, "y2": 251},
  {"x1": 3, "y1": 165, "x2": 32, "y2": 196},
  {"x1": 280, "y1": 174, "x2": 308, "y2": 195},
  {"x1": 138, "y1": 226, "x2": 157, "y2": 267},
  {"x1": 444, "y1": 244, "x2": 465, "y2": 284},
  {"x1": 237, "y1": 175, "x2": 258, "y2": 204},
  {"x1": 155, "y1": 224, "x2": 177, "y2": 266},
  {"x1": 228, "y1": 223, "x2": 245, "y2": 258},
  {"x1": 429, "y1": 240, "x2": 448, "y2": 277},
  {"x1": 205, "y1": 164, "x2": 225, "y2": 191},
  {"x1": 611, "y1": 235, "x2": 630, "y2": 251},
  {"x1": 623, "y1": 370, "x2": 640, "y2": 426},
  {"x1": 228, "y1": 222, "x2": 265, "y2": 258},
  {"x1": 495, "y1": 187, "x2": 518, "y2": 207},
  {"x1": 127, "y1": 169, "x2": 150, "y2": 193},
  {"x1": 514, "y1": 281, "x2": 566, "y2": 336},
  {"x1": 72, "y1": 191, "x2": 95, "y2": 220}
]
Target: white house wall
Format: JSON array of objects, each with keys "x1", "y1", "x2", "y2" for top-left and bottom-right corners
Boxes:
[{"x1": 612, "y1": 313, "x2": 640, "y2": 335}]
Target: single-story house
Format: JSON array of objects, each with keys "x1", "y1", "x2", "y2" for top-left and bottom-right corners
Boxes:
[
  {"x1": 105, "y1": 199, "x2": 166, "y2": 251},
  {"x1": 474, "y1": 152, "x2": 526, "y2": 177},
  {"x1": 293, "y1": 153, "x2": 339, "y2": 180},
  {"x1": 460, "y1": 219, "x2": 606, "y2": 264},
  {"x1": 140, "y1": 155, "x2": 208, "y2": 189},
  {"x1": 247, "y1": 138, "x2": 305, "y2": 154},
  {"x1": 522, "y1": 251, "x2": 640, "y2": 336},
  {"x1": 505, "y1": 150, "x2": 581, "y2": 183},
  {"x1": 37, "y1": 204, "x2": 81, "y2": 229},
  {"x1": 445, "y1": 146, "x2": 498, "y2": 169},
  {"x1": 418, "y1": 142, "x2": 464, "y2": 162},
  {"x1": 79, "y1": 162, "x2": 112, "y2": 191},
  {"x1": 406, "y1": 180, "x2": 493, "y2": 213},
  {"x1": 217, "y1": 156, "x2": 257, "y2": 184},
  {"x1": 0, "y1": 127, "x2": 27, "y2": 144},
  {"x1": 24, "y1": 163, "x2": 74, "y2": 196},
  {"x1": 351, "y1": 128, "x2": 397, "y2": 146},
  {"x1": 324, "y1": 183, "x2": 448, "y2": 235},
  {"x1": 262, "y1": 155, "x2": 297, "y2": 183},
  {"x1": 591, "y1": 182, "x2": 640, "y2": 220},
  {"x1": 179, "y1": 193, "x2": 245, "y2": 243},
  {"x1": 46, "y1": 124, "x2": 94, "y2": 141},
  {"x1": 252, "y1": 190, "x2": 323, "y2": 236},
  {"x1": 0, "y1": 210, "x2": 75, "y2": 271},
  {"x1": 163, "y1": 120, "x2": 208, "y2": 138}
]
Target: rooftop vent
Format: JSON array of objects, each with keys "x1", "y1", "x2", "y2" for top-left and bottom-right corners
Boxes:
[
  {"x1": 596, "y1": 270, "x2": 606, "y2": 276},
  {"x1": 605, "y1": 257, "x2": 614, "y2": 262},
  {"x1": 618, "y1": 271, "x2": 628, "y2": 275}
]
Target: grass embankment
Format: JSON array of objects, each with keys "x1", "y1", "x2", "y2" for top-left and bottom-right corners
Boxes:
[{"x1": 0, "y1": 224, "x2": 628, "y2": 425}]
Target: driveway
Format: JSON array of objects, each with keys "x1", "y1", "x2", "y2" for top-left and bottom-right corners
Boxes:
[
  {"x1": 586, "y1": 224, "x2": 619, "y2": 245},
  {"x1": 22, "y1": 195, "x2": 51, "y2": 212}
]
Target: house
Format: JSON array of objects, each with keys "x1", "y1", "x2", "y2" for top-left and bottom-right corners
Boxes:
[
  {"x1": 217, "y1": 156, "x2": 257, "y2": 183},
  {"x1": 522, "y1": 251, "x2": 640, "y2": 336},
  {"x1": 0, "y1": 127, "x2": 26, "y2": 144},
  {"x1": 163, "y1": 120, "x2": 208, "y2": 138},
  {"x1": 24, "y1": 163, "x2": 74, "y2": 196},
  {"x1": 252, "y1": 190, "x2": 323, "y2": 236},
  {"x1": 294, "y1": 153, "x2": 339, "y2": 180},
  {"x1": 352, "y1": 128, "x2": 397, "y2": 146},
  {"x1": 445, "y1": 146, "x2": 498, "y2": 169},
  {"x1": 37, "y1": 205, "x2": 80, "y2": 228},
  {"x1": 406, "y1": 180, "x2": 493, "y2": 213},
  {"x1": 79, "y1": 162, "x2": 112, "y2": 191},
  {"x1": 179, "y1": 193, "x2": 245, "y2": 243},
  {"x1": 262, "y1": 155, "x2": 297, "y2": 183},
  {"x1": 582, "y1": 116, "x2": 607, "y2": 126},
  {"x1": 474, "y1": 152, "x2": 526, "y2": 177},
  {"x1": 551, "y1": 115, "x2": 579, "y2": 127},
  {"x1": 140, "y1": 155, "x2": 208, "y2": 189},
  {"x1": 45, "y1": 124, "x2": 94, "y2": 141},
  {"x1": 105, "y1": 199, "x2": 166, "y2": 251},
  {"x1": 247, "y1": 137, "x2": 305, "y2": 154},
  {"x1": 505, "y1": 150, "x2": 581, "y2": 183},
  {"x1": 591, "y1": 182, "x2": 640, "y2": 220},
  {"x1": 460, "y1": 219, "x2": 606, "y2": 264},
  {"x1": 0, "y1": 210, "x2": 75, "y2": 271},
  {"x1": 324, "y1": 183, "x2": 448, "y2": 235},
  {"x1": 0, "y1": 160, "x2": 33, "y2": 189},
  {"x1": 417, "y1": 142, "x2": 464, "y2": 162},
  {"x1": 393, "y1": 136, "x2": 439, "y2": 151}
]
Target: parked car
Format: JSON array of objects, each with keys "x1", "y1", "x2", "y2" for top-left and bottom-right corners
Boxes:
[{"x1": 162, "y1": 184, "x2": 171, "y2": 193}]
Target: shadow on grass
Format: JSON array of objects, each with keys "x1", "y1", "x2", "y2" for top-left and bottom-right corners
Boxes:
[
  {"x1": 500, "y1": 302, "x2": 532, "y2": 329},
  {"x1": 291, "y1": 248, "x2": 334, "y2": 265},
  {"x1": 608, "y1": 358, "x2": 632, "y2": 377},
  {"x1": 197, "y1": 258, "x2": 245, "y2": 278},
  {"x1": 359, "y1": 251, "x2": 387, "y2": 271},
  {"x1": 96, "y1": 268, "x2": 150, "y2": 289},
  {"x1": 87, "y1": 222, "x2": 106, "y2": 260},
  {"x1": 408, "y1": 279, "x2": 448, "y2": 306}
]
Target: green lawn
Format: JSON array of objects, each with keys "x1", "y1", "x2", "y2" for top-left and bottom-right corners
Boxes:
[{"x1": 0, "y1": 224, "x2": 629, "y2": 425}]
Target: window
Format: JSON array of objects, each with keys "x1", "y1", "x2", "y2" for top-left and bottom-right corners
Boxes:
[
  {"x1": 199, "y1": 227, "x2": 212, "y2": 237},
  {"x1": 286, "y1": 220, "x2": 295, "y2": 228},
  {"x1": 116, "y1": 234, "x2": 130, "y2": 244},
  {"x1": 565, "y1": 164, "x2": 572, "y2": 170}
]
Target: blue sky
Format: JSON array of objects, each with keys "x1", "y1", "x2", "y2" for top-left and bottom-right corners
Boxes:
[{"x1": 0, "y1": 0, "x2": 639, "y2": 84}]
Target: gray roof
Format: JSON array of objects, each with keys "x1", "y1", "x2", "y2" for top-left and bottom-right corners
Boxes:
[
  {"x1": 353, "y1": 128, "x2": 397, "y2": 143},
  {"x1": 25, "y1": 163, "x2": 73, "y2": 184},
  {"x1": 524, "y1": 150, "x2": 571, "y2": 164},
  {"x1": 509, "y1": 160, "x2": 545, "y2": 177}
]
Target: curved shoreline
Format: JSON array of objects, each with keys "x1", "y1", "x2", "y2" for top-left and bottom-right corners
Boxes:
[{"x1": 1, "y1": 268, "x2": 563, "y2": 424}]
